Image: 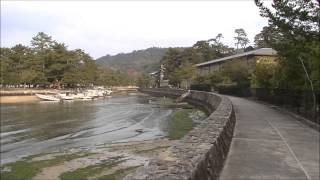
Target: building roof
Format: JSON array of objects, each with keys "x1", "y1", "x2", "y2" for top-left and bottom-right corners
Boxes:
[{"x1": 196, "y1": 48, "x2": 277, "y2": 67}]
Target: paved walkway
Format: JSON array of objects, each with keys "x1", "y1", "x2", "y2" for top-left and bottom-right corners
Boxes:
[{"x1": 220, "y1": 96, "x2": 319, "y2": 180}]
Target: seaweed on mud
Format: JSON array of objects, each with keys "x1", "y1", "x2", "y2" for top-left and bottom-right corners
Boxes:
[
  {"x1": 59, "y1": 156, "x2": 124, "y2": 180},
  {"x1": 0, "y1": 153, "x2": 90, "y2": 180}
]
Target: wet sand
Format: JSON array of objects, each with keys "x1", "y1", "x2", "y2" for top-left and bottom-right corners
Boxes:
[
  {"x1": 0, "y1": 94, "x2": 208, "y2": 179},
  {"x1": 1, "y1": 95, "x2": 176, "y2": 179},
  {"x1": 1, "y1": 95, "x2": 175, "y2": 165}
]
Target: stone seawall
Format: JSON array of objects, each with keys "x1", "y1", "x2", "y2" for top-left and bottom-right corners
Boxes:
[{"x1": 125, "y1": 88, "x2": 236, "y2": 180}]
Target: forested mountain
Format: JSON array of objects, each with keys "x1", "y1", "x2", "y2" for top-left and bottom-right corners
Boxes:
[{"x1": 96, "y1": 48, "x2": 173, "y2": 74}]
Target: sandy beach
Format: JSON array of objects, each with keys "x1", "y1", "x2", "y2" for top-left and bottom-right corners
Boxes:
[
  {"x1": 0, "y1": 95, "x2": 40, "y2": 104},
  {"x1": 0, "y1": 89, "x2": 60, "y2": 104}
]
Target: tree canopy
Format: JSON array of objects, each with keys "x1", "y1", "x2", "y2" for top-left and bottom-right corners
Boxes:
[
  {"x1": 234, "y1": 28, "x2": 250, "y2": 51},
  {"x1": 160, "y1": 33, "x2": 237, "y2": 87},
  {"x1": 255, "y1": 0, "x2": 320, "y2": 90},
  {"x1": 0, "y1": 32, "x2": 134, "y2": 88}
]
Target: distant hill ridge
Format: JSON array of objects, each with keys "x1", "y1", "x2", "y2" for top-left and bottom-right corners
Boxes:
[{"x1": 95, "y1": 47, "x2": 183, "y2": 74}]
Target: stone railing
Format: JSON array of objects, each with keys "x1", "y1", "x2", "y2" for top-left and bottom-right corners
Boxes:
[{"x1": 125, "y1": 88, "x2": 236, "y2": 180}]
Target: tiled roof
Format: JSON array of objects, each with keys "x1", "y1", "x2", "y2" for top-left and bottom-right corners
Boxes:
[{"x1": 196, "y1": 48, "x2": 277, "y2": 67}]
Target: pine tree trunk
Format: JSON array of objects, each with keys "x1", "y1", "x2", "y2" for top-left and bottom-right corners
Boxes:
[{"x1": 299, "y1": 57, "x2": 317, "y2": 119}]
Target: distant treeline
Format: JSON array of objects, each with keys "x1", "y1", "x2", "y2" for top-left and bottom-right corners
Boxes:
[{"x1": 0, "y1": 32, "x2": 134, "y2": 88}]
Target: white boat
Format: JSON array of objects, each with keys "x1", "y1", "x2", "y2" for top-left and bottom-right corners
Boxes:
[
  {"x1": 85, "y1": 90, "x2": 99, "y2": 98},
  {"x1": 58, "y1": 93, "x2": 75, "y2": 100},
  {"x1": 81, "y1": 95, "x2": 93, "y2": 100},
  {"x1": 105, "y1": 90, "x2": 112, "y2": 96},
  {"x1": 72, "y1": 93, "x2": 84, "y2": 99},
  {"x1": 35, "y1": 94, "x2": 61, "y2": 101},
  {"x1": 73, "y1": 93, "x2": 93, "y2": 100},
  {"x1": 93, "y1": 86, "x2": 112, "y2": 96},
  {"x1": 96, "y1": 90, "x2": 105, "y2": 97},
  {"x1": 85, "y1": 89, "x2": 110, "y2": 98}
]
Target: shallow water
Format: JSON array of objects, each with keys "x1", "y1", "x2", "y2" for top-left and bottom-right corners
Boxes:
[{"x1": 0, "y1": 95, "x2": 176, "y2": 165}]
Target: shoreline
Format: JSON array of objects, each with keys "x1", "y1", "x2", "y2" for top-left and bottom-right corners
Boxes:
[
  {"x1": 0, "y1": 88, "x2": 138, "y2": 104},
  {"x1": 0, "y1": 89, "x2": 60, "y2": 96},
  {"x1": 0, "y1": 87, "x2": 138, "y2": 96}
]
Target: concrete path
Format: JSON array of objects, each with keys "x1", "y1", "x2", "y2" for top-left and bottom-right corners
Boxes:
[{"x1": 220, "y1": 96, "x2": 319, "y2": 180}]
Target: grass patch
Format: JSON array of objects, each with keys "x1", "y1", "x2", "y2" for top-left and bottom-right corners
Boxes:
[
  {"x1": 158, "y1": 98, "x2": 194, "y2": 109},
  {"x1": 59, "y1": 157, "x2": 123, "y2": 180},
  {"x1": 168, "y1": 109, "x2": 195, "y2": 140},
  {"x1": 97, "y1": 166, "x2": 140, "y2": 180},
  {"x1": 0, "y1": 153, "x2": 89, "y2": 180}
]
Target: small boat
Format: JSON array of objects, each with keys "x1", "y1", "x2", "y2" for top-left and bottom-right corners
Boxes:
[
  {"x1": 72, "y1": 93, "x2": 84, "y2": 99},
  {"x1": 58, "y1": 93, "x2": 75, "y2": 100},
  {"x1": 105, "y1": 90, "x2": 112, "y2": 96},
  {"x1": 85, "y1": 90, "x2": 99, "y2": 98},
  {"x1": 35, "y1": 94, "x2": 60, "y2": 101},
  {"x1": 81, "y1": 95, "x2": 93, "y2": 100},
  {"x1": 74, "y1": 93, "x2": 93, "y2": 100}
]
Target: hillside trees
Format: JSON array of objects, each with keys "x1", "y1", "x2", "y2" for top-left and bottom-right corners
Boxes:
[
  {"x1": 62, "y1": 49, "x2": 98, "y2": 87},
  {"x1": 161, "y1": 48, "x2": 199, "y2": 87},
  {"x1": 234, "y1": 28, "x2": 250, "y2": 51},
  {"x1": 208, "y1": 33, "x2": 229, "y2": 56},
  {"x1": 161, "y1": 48, "x2": 183, "y2": 78},
  {"x1": 31, "y1": 32, "x2": 55, "y2": 85},
  {"x1": 0, "y1": 32, "x2": 133, "y2": 88},
  {"x1": 220, "y1": 60, "x2": 250, "y2": 89},
  {"x1": 193, "y1": 33, "x2": 235, "y2": 62},
  {"x1": 193, "y1": 40, "x2": 215, "y2": 62},
  {"x1": 192, "y1": 59, "x2": 251, "y2": 93},
  {"x1": 255, "y1": 0, "x2": 320, "y2": 117},
  {"x1": 161, "y1": 34, "x2": 236, "y2": 88},
  {"x1": 255, "y1": 0, "x2": 319, "y2": 90},
  {"x1": 251, "y1": 61, "x2": 278, "y2": 88},
  {"x1": 95, "y1": 67, "x2": 134, "y2": 87},
  {"x1": 0, "y1": 45, "x2": 38, "y2": 86},
  {"x1": 136, "y1": 73, "x2": 153, "y2": 88},
  {"x1": 0, "y1": 48, "x2": 10, "y2": 84},
  {"x1": 178, "y1": 62, "x2": 197, "y2": 89},
  {"x1": 254, "y1": 26, "x2": 282, "y2": 48},
  {"x1": 95, "y1": 47, "x2": 169, "y2": 74}
]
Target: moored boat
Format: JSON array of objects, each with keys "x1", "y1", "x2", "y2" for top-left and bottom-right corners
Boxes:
[
  {"x1": 81, "y1": 95, "x2": 93, "y2": 100},
  {"x1": 58, "y1": 93, "x2": 75, "y2": 100},
  {"x1": 35, "y1": 94, "x2": 61, "y2": 101},
  {"x1": 85, "y1": 90, "x2": 99, "y2": 98},
  {"x1": 73, "y1": 93, "x2": 93, "y2": 100},
  {"x1": 105, "y1": 89, "x2": 112, "y2": 96}
]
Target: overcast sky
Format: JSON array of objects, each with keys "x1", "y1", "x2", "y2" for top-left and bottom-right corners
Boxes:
[{"x1": 1, "y1": 1, "x2": 269, "y2": 59}]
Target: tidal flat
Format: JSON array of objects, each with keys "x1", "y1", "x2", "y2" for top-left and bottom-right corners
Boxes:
[{"x1": 0, "y1": 94, "x2": 206, "y2": 180}]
